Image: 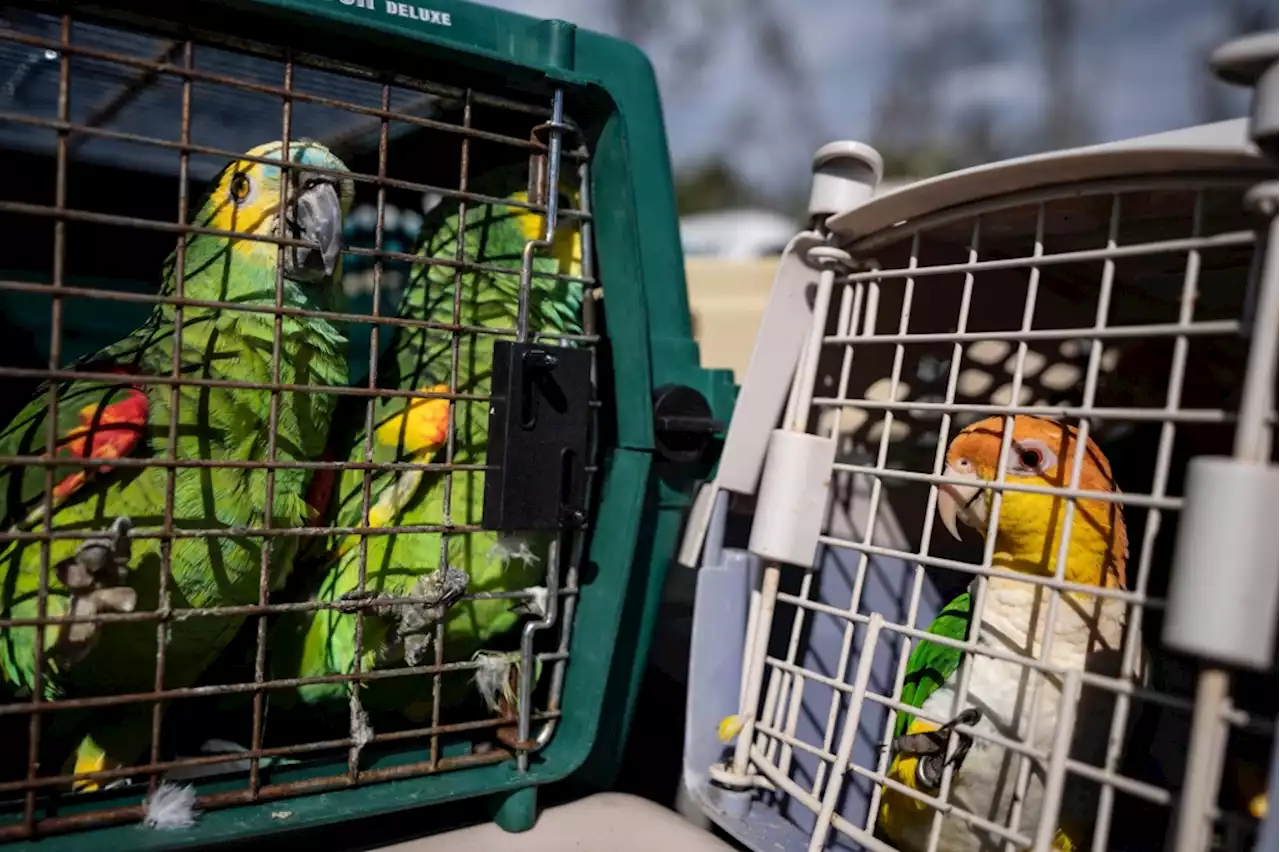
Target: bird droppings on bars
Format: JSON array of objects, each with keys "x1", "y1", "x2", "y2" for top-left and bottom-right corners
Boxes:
[
  {"x1": 519, "y1": 586, "x2": 550, "y2": 620},
  {"x1": 141, "y1": 783, "x2": 200, "y2": 830},
  {"x1": 351, "y1": 705, "x2": 375, "y2": 752},
  {"x1": 271, "y1": 811, "x2": 294, "y2": 821},
  {"x1": 473, "y1": 651, "x2": 513, "y2": 714},
  {"x1": 367, "y1": 565, "x2": 472, "y2": 667}
]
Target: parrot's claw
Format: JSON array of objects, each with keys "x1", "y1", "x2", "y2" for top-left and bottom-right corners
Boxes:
[
  {"x1": 375, "y1": 566, "x2": 470, "y2": 667},
  {"x1": 892, "y1": 708, "x2": 983, "y2": 793},
  {"x1": 53, "y1": 517, "x2": 137, "y2": 667}
]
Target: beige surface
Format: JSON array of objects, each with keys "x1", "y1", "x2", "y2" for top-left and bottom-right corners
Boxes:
[
  {"x1": 376, "y1": 793, "x2": 738, "y2": 851},
  {"x1": 684, "y1": 257, "x2": 778, "y2": 383}
]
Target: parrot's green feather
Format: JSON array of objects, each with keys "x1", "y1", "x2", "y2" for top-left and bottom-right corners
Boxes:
[
  {"x1": 276, "y1": 165, "x2": 585, "y2": 720},
  {"x1": 895, "y1": 591, "x2": 972, "y2": 738}
]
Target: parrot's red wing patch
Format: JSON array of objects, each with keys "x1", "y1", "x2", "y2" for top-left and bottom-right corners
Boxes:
[
  {"x1": 51, "y1": 370, "x2": 149, "y2": 504},
  {"x1": 305, "y1": 454, "x2": 336, "y2": 523}
]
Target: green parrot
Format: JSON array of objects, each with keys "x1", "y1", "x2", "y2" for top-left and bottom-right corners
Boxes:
[
  {"x1": 877, "y1": 415, "x2": 1135, "y2": 852},
  {"x1": 272, "y1": 164, "x2": 585, "y2": 727},
  {"x1": 0, "y1": 140, "x2": 354, "y2": 790}
]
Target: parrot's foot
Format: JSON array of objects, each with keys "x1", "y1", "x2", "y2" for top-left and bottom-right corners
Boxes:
[
  {"x1": 891, "y1": 708, "x2": 983, "y2": 792},
  {"x1": 351, "y1": 566, "x2": 469, "y2": 667},
  {"x1": 53, "y1": 516, "x2": 138, "y2": 668}
]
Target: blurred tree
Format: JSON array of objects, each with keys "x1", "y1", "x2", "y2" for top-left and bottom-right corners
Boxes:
[
  {"x1": 877, "y1": 146, "x2": 959, "y2": 180},
  {"x1": 870, "y1": 0, "x2": 944, "y2": 173},
  {"x1": 612, "y1": 0, "x2": 827, "y2": 202},
  {"x1": 673, "y1": 158, "x2": 761, "y2": 215},
  {"x1": 871, "y1": 0, "x2": 1024, "y2": 178},
  {"x1": 1039, "y1": 0, "x2": 1092, "y2": 151}
]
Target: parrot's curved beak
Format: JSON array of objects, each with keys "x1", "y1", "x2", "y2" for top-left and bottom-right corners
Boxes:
[
  {"x1": 285, "y1": 177, "x2": 343, "y2": 283},
  {"x1": 937, "y1": 463, "x2": 986, "y2": 541}
]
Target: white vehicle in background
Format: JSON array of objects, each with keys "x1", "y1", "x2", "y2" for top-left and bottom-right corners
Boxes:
[
  {"x1": 679, "y1": 209, "x2": 796, "y2": 259},
  {"x1": 678, "y1": 183, "x2": 915, "y2": 260}
]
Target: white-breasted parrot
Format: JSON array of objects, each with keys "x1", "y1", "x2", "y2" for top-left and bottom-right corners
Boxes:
[
  {"x1": 0, "y1": 140, "x2": 354, "y2": 790},
  {"x1": 877, "y1": 415, "x2": 1134, "y2": 852},
  {"x1": 272, "y1": 164, "x2": 584, "y2": 730}
]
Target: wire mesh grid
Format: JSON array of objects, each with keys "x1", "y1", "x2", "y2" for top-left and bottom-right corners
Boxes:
[
  {"x1": 0, "y1": 7, "x2": 601, "y2": 838},
  {"x1": 716, "y1": 175, "x2": 1277, "y2": 852}
]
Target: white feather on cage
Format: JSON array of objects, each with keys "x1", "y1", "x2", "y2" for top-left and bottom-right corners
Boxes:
[{"x1": 142, "y1": 783, "x2": 200, "y2": 831}]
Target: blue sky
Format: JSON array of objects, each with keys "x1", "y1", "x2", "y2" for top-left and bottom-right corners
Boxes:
[{"x1": 484, "y1": 0, "x2": 1275, "y2": 198}]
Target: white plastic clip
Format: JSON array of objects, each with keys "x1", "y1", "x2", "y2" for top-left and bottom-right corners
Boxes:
[
  {"x1": 677, "y1": 142, "x2": 883, "y2": 570},
  {"x1": 809, "y1": 141, "x2": 884, "y2": 223},
  {"x1": 675, "y1": 230, "x2": 823, "y2": 567},
  {"x1": 1164, "y1": 459, "x2": 1279, "y2": 669}
]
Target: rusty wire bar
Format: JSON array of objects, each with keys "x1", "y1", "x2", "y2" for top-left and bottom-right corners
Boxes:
[
  {"x1": 0, "y1": 110, "x2": 596, "y2": 217},
  {"x1": 0, "y1": 204, "x2": 596, "y2": 288},
  {"x1": 146, "y1": 35, "x2": 196, "y2": 800},
  {"x1": 0, "y1": 585, "x2": 581, "y2": 635},
  {"x1": 243, "y1": 46, "x2": 295, "y2": 800},
  {"x1": 432, "y1": 85, "x2": 475, "y2": 771},
  {"x1": 0, "y1": 705, "x2": 564, "y2": 798},
  {"x1": 0, "y1": 647, "x2": 573, "y2": 721},
  {"x1": 345, "y1": 77, "x2": 393, "y2": 784},
  {"x1": 0, "y1": 278, "x2": 598, "y2": 337},
  {"x1": 22, "y1": 12, "x2": 72, "y2": 836}
]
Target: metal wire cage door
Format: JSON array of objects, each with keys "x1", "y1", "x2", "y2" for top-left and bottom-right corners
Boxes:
[
  {"x1": 0, "y1": 1, "x2": 720, "y2": 845},
  {"x1": 682, "y1": 35, "x2": 1278, "y2": 852}
]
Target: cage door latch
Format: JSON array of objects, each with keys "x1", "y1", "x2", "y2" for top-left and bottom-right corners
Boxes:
[{"x1": 483, "y1": 340, "x2": 593, "y2": 531}]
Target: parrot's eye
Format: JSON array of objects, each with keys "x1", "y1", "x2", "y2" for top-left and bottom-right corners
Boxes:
[
  {"x1": 1009, "y1": 439, "x2": 1057, "y2": 476},
  {"x1": 229, "y1": 172, "x2": 252, "y2": 204}
]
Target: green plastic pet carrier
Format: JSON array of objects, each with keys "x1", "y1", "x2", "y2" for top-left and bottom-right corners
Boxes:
[{"x1": 0, "y1": 0, "x2": 736, "y2": 847}]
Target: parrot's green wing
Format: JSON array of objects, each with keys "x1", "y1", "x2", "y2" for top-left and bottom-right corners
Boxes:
[{"x1": 894, "y1": 591, "x2": 972, "y2": 738}]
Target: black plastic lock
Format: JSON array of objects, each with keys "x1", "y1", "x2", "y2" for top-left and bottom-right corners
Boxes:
[
  {"x1": 482, "y1": 339, "x2": 593, "y2": 531},
  {"x1": 652, "y1": 384, "x2": 725, "y2": 464}
]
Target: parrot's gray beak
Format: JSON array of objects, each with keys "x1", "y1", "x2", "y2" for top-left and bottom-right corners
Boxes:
[
  {"x1": 937, "y1": 464, "x2": 986, "y2": 542},
  {"x1": 285, "y1": 178, "x2": 343, "y2": 283}
]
